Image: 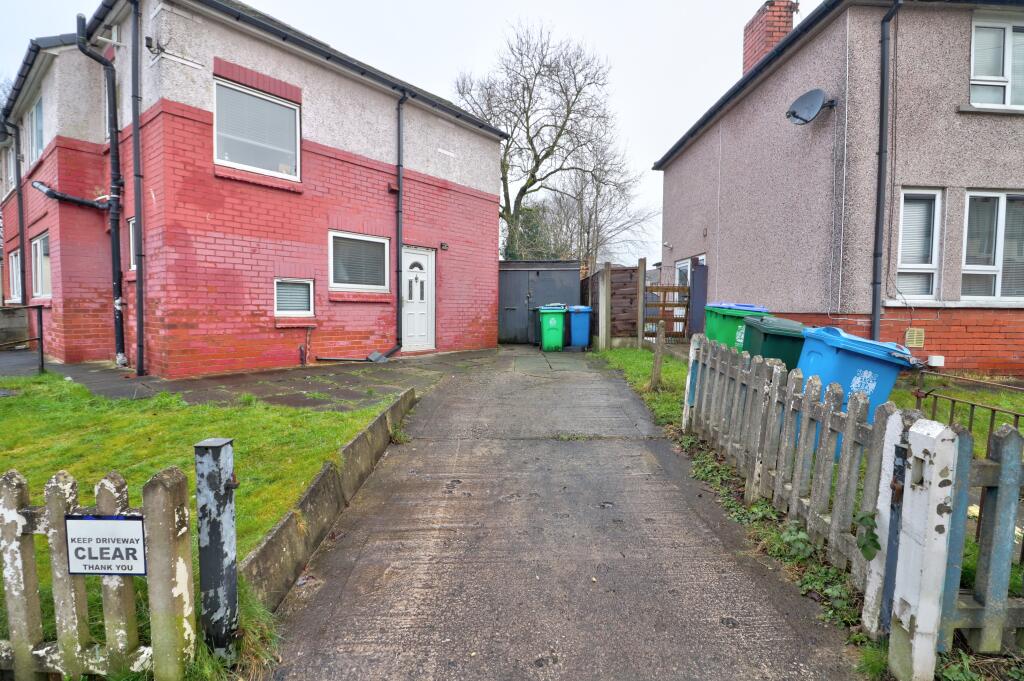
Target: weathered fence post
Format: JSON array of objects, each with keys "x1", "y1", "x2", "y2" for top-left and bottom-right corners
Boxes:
[
  {"x1": 887, "y1": 420, "x2": 962, "y2": 681},
  {"x1": 636, "y1": 256, "x2": 646, "y2": 348},
  {"x1": 965, "y1": 425, "x2": 1022, "y2": 653},
  {"x1": 0, "y1": 472, "x2": 46, "y2": 681},
  {"x1": 650, "y1": 320, "x2": 665, "y2": 390},
  {"x1": 939, "y1": 425, "x2": 975, "y2": 652},
  {"x1": 45, "y1": 471, "x2": 90, "y2": 677},
  {"x1": 681, "y1": 334, "x2": 703, "y2": 432},
  {"x1": 144, "y1": 468, "x2": 196, "y2": 681},
  {"x1": 95, "y1": 472, "x2": 139, "y2": 674},
  {"x1": 598, "y1": 262, "x2": 611, "y2": 351},
  {"x1": 195, "y1": 438, "x2": 240, "y2": 662}
]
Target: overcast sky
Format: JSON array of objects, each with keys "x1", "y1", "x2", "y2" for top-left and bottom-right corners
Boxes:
[{"x1": 2, "y1": 0, "x2": 825, "y2": 263}]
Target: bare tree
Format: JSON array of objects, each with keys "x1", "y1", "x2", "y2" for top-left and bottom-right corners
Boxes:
[
  {"x1": 456, "y1": 24, "x2": 613, "y2": 260},
  {"x1": 545, "y1": 140, "x2": 657, "y2": 272}
]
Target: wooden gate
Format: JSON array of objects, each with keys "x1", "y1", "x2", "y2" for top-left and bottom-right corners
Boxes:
[{"x1": 643, "y1": 284, "x2": 690, "y2": 343}]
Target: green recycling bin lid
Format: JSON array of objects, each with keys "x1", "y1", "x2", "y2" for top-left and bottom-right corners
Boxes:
[
  {"x1": 706, "y1": 302, "x2": 770, "y2": 317},
  {"x1": 743, "y1": 316, "x2": 806, "y2": 337}
]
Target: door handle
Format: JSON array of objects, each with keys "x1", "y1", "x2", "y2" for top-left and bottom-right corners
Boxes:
[{"x1": 504, "y1": 306, "x2": 517, "y2": 311}]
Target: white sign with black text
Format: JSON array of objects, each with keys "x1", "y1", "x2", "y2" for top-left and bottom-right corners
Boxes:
[{"x1": 65, "y1": 515, "x2": 147, "y2": 576}]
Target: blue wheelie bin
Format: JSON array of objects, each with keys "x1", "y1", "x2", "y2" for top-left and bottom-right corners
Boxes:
[
  {"x1": 567, "y1": 305, "x2": 592, "y2": 348},
  {"x1": 796, "y1": 327, "x2": 916, "y2": 423}
]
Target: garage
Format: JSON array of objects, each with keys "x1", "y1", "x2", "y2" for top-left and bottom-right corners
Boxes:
[{"x1": 498, "y1": 261, "x2": 581, "y2": 344}]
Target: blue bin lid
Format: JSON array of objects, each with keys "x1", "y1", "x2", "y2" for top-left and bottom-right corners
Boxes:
[
  {"x1": 802, "y1": 326, "x2": 915, "y2": 366},
  {"x1": 706, "y1": 302, "x2": 770, "y2": 313},
  {"x1": 568, "y1": 305, "x2": 592, "y2": 312},
  {"x1": 539, "y1": 304, "x2": 567, "y2": 311}
]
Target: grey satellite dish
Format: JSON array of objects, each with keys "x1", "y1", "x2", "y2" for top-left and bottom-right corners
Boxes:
[{"x1": 785, "y1": 89, "x2": 836, "y2": 125}]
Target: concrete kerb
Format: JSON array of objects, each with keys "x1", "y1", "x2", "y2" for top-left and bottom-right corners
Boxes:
[{"x1": 240, "y1": 387, "x2": 417, "y2": 610}]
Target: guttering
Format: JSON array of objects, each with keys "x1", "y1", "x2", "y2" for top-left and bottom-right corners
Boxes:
[
  {"x1": 1, "y1": 35, "x2": 78, "y2": 125},
  {"x1": 130, "y1": 0, "x2": 146, "y2": 375},
  {"x1": 871, "y1": 0, "x2": 903, "y2": 341},
  {"x1": 77, "y1": 13, "x2": 128, "y2": 367},
  {"x1": 0, "y1": 123, "x2": 28, "y2": 304}
]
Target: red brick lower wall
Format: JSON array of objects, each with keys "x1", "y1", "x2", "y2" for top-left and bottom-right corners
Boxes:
[
  {"x1": 141, "y1": 100, "x2": 499, "y2": 379},
  {"x1": 779, "y1": 307, "x2": 1024, "y2": 375}
]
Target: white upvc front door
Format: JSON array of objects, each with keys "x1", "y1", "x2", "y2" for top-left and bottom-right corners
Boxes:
[{"x1": 402, "y1": 246, "x2": 435, "y2": 352}]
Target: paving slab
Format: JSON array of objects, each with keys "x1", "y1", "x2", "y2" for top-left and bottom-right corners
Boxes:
[{"x1": 273, "y1": 346, "x2": 855, "y2": 680}]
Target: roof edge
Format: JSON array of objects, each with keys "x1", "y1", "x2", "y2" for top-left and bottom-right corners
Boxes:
[
  {"x1": 2, "y1": 34, "x2": 78, "y2": 125},
  {"x1": 652, "y1": 0, "x2": 844, "y2": 171}
]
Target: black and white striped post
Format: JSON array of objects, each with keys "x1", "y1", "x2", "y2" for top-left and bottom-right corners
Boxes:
[{"x1": 195, "y1": 437, "x2": 240, "y2": 662}]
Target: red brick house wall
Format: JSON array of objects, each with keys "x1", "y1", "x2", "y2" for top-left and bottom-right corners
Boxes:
[
  {"x1": 135, "y1": 99, "x2": 496, "y2": 378},
  {"x1": 781, "y1": 309, "x2": 1024, "y2": 375}
]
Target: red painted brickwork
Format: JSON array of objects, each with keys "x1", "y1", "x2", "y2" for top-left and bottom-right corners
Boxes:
[
  {"x1": 213, "y1": 58, "x2": 302, "y2": 104},
  {"x1": 780, "y1": 308, "x2": 1024, "y2": 375},
  {"x1": 2, "y1": 136, "x2": 112, "y2": 364},
  {"x1": 2, "y1": 98, "x2": 499, "y2": 378},
  {"x1": 743, "y1": 0, "x2": 799, "y2": 74},
  {"x1": 141, "y1": 99, "x2": 497, "y2": 378}
]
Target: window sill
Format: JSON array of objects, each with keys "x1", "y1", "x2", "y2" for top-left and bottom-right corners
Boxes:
[
  {"x1": 29, "y1": 298, "x2": 52, "y2": 308},
  {"x1": 213, "y1": 165, "x2": 303, "y2": 193},
  {"x1": 328, "y1": 291, "x2": 393, "y2": 304},
  {"x1": 275, "y1": 318, "x2": 317, "y2": 328},
  {"x1": 885, "y1": 298, "x2": 1024, "y2": 309},
  {"x1": 958, "y1": 104, "x2": 1024, "y2": 116}
]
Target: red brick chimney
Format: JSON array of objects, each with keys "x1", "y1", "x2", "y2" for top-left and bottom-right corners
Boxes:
[{"x1": 743, "y1": 1, "x2": 799, "y2": 74}]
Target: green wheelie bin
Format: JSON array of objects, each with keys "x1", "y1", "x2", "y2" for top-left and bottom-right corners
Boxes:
[
  {"x1": 742, "y1": 316, "x2": 807, "y2": 370},
  {"x1": 539, "y1": 305, "x2": 567, "y2": 352},
  {"x1": 704, "y1": 303, "x2": 772, "y2": 349}
]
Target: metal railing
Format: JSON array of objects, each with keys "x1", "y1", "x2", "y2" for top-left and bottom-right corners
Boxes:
[
  {"x1": 0, "y1": 304, "x2": 45, "y2": 374},
  {"x1": 912, "y1": 370, "x2": 1023, "y2": 458}
]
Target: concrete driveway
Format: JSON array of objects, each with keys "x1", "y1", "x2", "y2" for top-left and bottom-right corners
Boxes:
[{"x1": 273, "y1": 346, "x2": 855, "y2": 680}]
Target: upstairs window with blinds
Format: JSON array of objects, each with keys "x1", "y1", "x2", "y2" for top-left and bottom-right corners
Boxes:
[
  {"x1": 971, "y1": 19, "x2": 1024, "y2": 107},
  {"x1": 896, "y1": 192, "x2": 940, "y2": 298},
  {"x1": 329, "y1": 231, "x2": 389, "y2": 292},
  {"x1": 962, "y1": 193, "x2": 1024, "y2": 298},
  {"x1": 214, "y1": 80, "x2": 300, "y2": 180},
  {"x1": 274, "y1": 279, "x2": 313, "y2": 317}
]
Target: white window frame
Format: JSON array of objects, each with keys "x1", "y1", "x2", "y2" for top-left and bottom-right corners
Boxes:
[
  {"x1": 213, "y1": 79, "x2": 301, "y2": 182},
  {"x1": 970, "y1": 17, "x2": 1024, "y2": 109},
  {"x1": 30, "y1": 233, "x2": 50, "y2": 299},
  {"x1": 896, "y1": 189, "x2": 942, "y2": 300},
  {"x1": 7, "y1": 249, "x2": 21, "y2": 303},
  {"x1": 961, "y1": 191, "x2": 1024, "y2": 300},
  {"x1": 25, "y1": 96, "x2": 44, "y2": 165},
  {"x1": 328, "y1": 230, "x2": 390, "y2": 293},
  {"x1": 674, "y1": 259, "x2": 691, "y2": 287},
  {"x1": 2, "y1": 146, "x2": 15, "y2": 198},
  {"x1": 273, "y1": 278, "x2": 314, "y2": 317},
  {"x1": 127, "y1": 217, "x2": 136, "y2": 271}
]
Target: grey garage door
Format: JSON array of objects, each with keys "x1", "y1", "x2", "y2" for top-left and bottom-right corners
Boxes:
[{"x1": 499, "y1": 261, "x2": 581, "y2": 344}]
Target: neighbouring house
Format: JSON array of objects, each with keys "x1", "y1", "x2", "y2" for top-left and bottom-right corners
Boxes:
[
  {"x1": 0, "y1": 0, "x2": 503, "y2": 379},
  {"x1": 655, "y1": 0, "x2": 1024, "y2": 374}
]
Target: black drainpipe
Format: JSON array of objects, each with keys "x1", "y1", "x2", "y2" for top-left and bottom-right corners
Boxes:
[
  {"x1": 129, "y1": 0, "x2": 145, "y2": 375},
  {"x1": 2, "y1": 122, "x2": 28, "y2": 305},
  {"x1": 77, "y1": 13, "x2": 127, "y2": 366},
  {"x1": 870, "y1": 0, "x2": 902, "y2": 341},
  {"x1": 317, "y1": 89, "x2": 407, "y2": 363},
  {"x1": 390, "y1": 89, "x2": 409, "y2": 358}
]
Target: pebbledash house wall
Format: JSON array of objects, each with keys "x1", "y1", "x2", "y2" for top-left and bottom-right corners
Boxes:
[
  {"x1": 1, "y1": 0, "x2": 501, "y2": 378},
  {"x1": 659, "y1": 3, "x2": 1024, "y2": 374}
]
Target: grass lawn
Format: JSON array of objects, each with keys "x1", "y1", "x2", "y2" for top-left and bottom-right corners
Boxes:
[
  {"x1": 595, "y1": 347, "x2": 688, "y2": 425},
  {"x1": 0, "y1": 372, "x2": 386, "y2": 652}
]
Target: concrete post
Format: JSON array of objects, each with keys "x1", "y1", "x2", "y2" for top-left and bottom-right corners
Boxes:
[
  {"x1": 598, "y1": 262, "x2": 611, "y2": 351},
  {"x1": 887, "y1": 420, "x2": 961, "y2": 681},
  {"x1": 144, "y1": 467, "x2": 196, "y2": 681},
  {"x1": 195, "y1": 438, "x2": 239, "y2": 662},
  {"x1": 0, "y1": 471, "x2": 46, "y2": 681},
  {"x1": 681, "y1": 334, "x2": 702, "y2": 432},
  {"x1": 44, "y1": 471, "x2": 90, "y2": 677},
  {"x1": 650, "y1": 320, "x2": 665, "y2": 390},
  {"x1": 95, "y1": 472, "x2": 139, "y2": 673},
  {"x1": 636, "y1": 257, "x2": 646, "y2": 347}
]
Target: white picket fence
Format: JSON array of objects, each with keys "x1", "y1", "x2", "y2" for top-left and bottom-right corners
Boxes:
[{"x1": 681, "y1": 334, "x2": 967, "y2": 681}]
